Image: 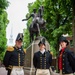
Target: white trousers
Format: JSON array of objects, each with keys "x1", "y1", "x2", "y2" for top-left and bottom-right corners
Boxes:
[
  {"x1": 60, "y1": 70, "x2": 73, "y2": 75},
  {"x1": 36, "y1": 69, "x2": 50, "y2": 75},
  {"x1": 11, "y1": 67, "x2": 24, "y2": 75}
]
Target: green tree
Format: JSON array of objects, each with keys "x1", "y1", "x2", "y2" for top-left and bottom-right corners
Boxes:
[
  {"x1": 0, "y1": 0, "x2": 9, "y2": 61},
  {"x1": 0, "y1": 0, "x2": 9, "y2": 13},
  {"x1": 23, "y1": 29, "x2": 30, "y2": 48},
  {"x1": 43, "y1": 0, "x2": 72, "y2": 56}
]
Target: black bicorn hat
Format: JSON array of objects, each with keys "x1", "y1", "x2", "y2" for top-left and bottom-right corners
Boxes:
[
  {"x1": 59, "y1": 36, "x2": 69, "y2": 45},
  {"x1": 16, "y1": 33, "x2": 23, "y2": 41},
  {"x1": 38, "y1": 38, "x2": 45, "y2": 46}
]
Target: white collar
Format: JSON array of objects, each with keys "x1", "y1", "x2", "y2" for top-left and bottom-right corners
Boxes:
[{"x1": 40, "y1": 49, "x2": 45, "y2": 54}]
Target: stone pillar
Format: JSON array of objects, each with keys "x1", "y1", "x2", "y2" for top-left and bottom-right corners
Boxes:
[{"x1": 24, "y1": 36, "x2": 50, "y2": 75}]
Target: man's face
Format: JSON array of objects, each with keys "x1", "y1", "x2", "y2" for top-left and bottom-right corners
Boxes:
[
  {"x1": 60, "y1": 41, "x2": 67, "y2": 48},
  {"x1": 39, "y1": 44, "x2": 45, "y2": 50},
  {"x1": 16, "y1": 40, "x2": 22, "y2": 48}
]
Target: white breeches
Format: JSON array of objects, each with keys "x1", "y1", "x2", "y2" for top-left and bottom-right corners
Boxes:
[
  {"x1": 36, "y1": 69, "x2": 50, "y2": 75},
  {"x1": 11, "y1": 67, "x2": 24, "y2": 75}
]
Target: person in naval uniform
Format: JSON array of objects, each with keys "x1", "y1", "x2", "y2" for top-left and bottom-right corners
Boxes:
[
  {"x1": 3, "y1": 33, "x2": 26, "y2": 75},
  {"x1": 58, "y1": 36, "x2": 75, "y2": 75},
  {"x1": 33, "y1": 38, "x2": 52, "y2": 75}
]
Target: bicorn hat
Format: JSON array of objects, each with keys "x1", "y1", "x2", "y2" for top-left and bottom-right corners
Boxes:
[
  {"x1": 59, "y1": 36, "x2": 69, "y2": 45},
  {"x1": 16, "y1": 33, "x2": 23, "y2": 42},
  {"x1": 38, "y1": 38, "x2": 45, "y2": 46}
]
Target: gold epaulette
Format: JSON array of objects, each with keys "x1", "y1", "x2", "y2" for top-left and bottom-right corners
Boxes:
[
  {"x1": 7, "y1": 46, "x2": 14, "y2": 51},
  {"x1": 24, "y1": 49, "x2": 26, "y2": 53},
  {"x1": 50, "y1": 51, "x2": 53, "y2": 55}
]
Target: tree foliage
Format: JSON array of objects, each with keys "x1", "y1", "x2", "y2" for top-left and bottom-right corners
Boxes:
[
  {"x1": 43, "y1": 0, "x2": 72, "y2": 56},
  {"x1": 0, "y1": 0, "x2": 9, "y2": 61},
  {"x1": 23, "y1": 29, "x2": 30, "y2": 48},
  {"x1": 0, "y1": 0, "x2": 9, "y2": 13}
]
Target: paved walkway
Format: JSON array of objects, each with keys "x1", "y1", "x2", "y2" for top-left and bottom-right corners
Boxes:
[{"x1": 0, "y1": 67, "x2": 7, "y2": 75}]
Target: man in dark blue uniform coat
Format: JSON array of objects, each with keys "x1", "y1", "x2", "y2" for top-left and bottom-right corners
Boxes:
[
  {"x1": 33, "y1": 38, "x2": 52, "y2": 75},
  {"x1": 3, "y1": 33, "x2": 26, "y2": 75}
]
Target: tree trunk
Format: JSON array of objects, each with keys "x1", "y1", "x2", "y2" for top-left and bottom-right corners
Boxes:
[
  {"x1": 72, "y1": 0, "x2": 75, "y2": 54},
  {"x1": 72, "y1": 17, "x2": 75, "y2": 54}
]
